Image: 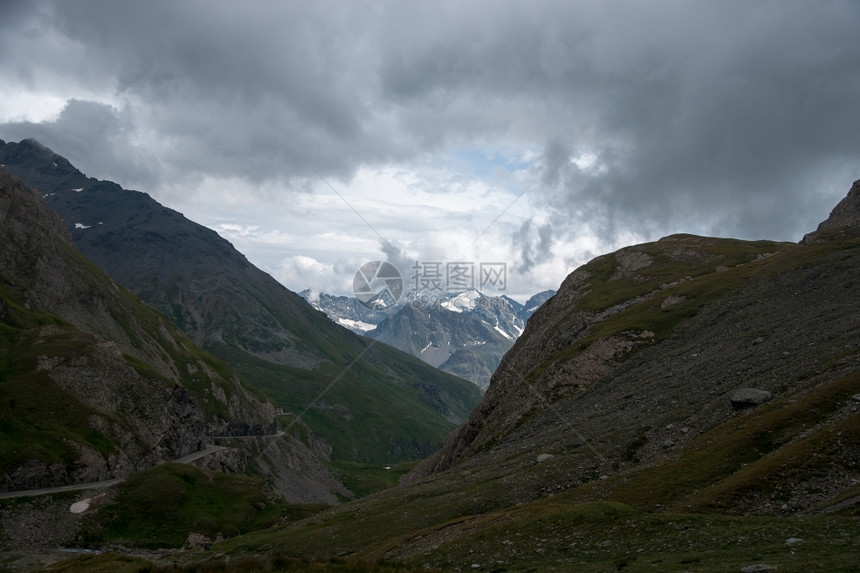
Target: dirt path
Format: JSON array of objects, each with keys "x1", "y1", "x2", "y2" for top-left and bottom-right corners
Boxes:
[
  {"x1": 806, "y1": 494, "x2": 860, "y2": 515},
  {"x1": 0, "y1": 444, "x2": 229, "y2": 500}
]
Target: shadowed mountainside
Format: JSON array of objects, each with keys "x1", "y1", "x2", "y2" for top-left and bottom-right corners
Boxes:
[
  {"x1": 0, "y1": 167, "x2": 348, "y2": 501},
  {"x1": 0, "y1": 138, "x2": 482, "y2": 465}
]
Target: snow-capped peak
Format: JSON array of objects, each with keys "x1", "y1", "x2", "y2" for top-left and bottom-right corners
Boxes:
[
  {"x1": 301, "y1": 288, "x2": 321, "y2": 304},
  {"x1": 440, "y1": 289, "x2": 482, "y2": 312}
]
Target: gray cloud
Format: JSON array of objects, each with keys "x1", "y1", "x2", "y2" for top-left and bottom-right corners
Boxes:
[
  {"x1": 0, "y1": 99, "x2": 159, "y2": 190},
  {"x1": 512, "y1": 218, "x2": 553, "y2": 273},
  {"x1": 379, "y1": 239, "x2": 415, "y2": 281},
  {"x1": 1, "y1": 0, "x2": 859, "y2": 276}
]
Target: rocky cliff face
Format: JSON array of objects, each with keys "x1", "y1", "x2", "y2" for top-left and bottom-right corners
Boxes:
[
  {"x1": 0, "y1": 167, "x2": 283, "y2": 492},
  {"x1": 406, "y1": 181, "x2": 860, "y2": 517},
  {"x1": 802, "y1": 179, "x2": 860, "y2": 243}
]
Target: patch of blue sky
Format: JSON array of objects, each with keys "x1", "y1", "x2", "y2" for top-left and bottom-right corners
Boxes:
[{"x1": 448, "y1": 145, "x2": 539, "y2": 182}]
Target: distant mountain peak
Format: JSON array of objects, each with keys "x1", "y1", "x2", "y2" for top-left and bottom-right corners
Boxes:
[
  {"x1": 302, "y1": 287, "x2": 555, "y2": 390},
  {"x1": 299, "y1": 288, "x2": 321, "y2": 304}
]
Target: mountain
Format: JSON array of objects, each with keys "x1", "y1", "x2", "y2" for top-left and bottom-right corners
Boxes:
[
  {"x1": 147, "y1": 180, "x2": 858, "y2": 572},
  {"x1": 300, "y1": 288, "x2": 556, "y2": 390},
  {"x1": 0, "y1": 166, "x2": 351, "y2": 502},
  {"x1": 516, "y1": 289, "x2": 556, "y2": 320},
  {"x1": 408, "y1": 226, "x2": 860, "y2": 483},
  {"x1": 298, "y1": 289, "x2": 387, "y2": 334},
  {"x1": 0, "y1": 138, "x2": 482, "y2": 465},
  {"x1": 369, "y1": 290, "x2": 522, "y2": 390}
]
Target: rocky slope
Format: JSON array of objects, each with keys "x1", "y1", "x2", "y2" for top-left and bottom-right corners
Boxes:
[
  {"x1": 408, "y1": 225, "x2": 859, "y2": 491},
  {"x1": 0, "y1": 138, "x2": 482, "y2": 464},
  {"x1": 802, "y1": 178, "x2": 860, "y2": 244}
]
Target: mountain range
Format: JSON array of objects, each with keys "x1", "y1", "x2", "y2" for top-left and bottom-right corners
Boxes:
[
  {"x1": 0, "y1": 139, "x2": 482, "y2": 470},
  {"x1": 300, "y1": 288, "x2": 555, "y2": 389}
]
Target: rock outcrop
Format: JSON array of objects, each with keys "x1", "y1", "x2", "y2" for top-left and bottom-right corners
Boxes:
[
  {"x1": 730, "y1": 387, "x2": 773, "y2": 409},
  {"x1": 801, "y1": 179, "x2": 860, "y2": 243}
]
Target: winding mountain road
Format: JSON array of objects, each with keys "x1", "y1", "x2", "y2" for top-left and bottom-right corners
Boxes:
[{"x1": 0, "y1": 444, "x2": 229, "y2": 500}]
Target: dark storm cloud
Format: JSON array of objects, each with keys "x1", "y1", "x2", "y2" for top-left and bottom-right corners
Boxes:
[
  {"x1": 1, "y1": 0, "x2": 858, "y2": 246},
  {"x1": 1, "y1": 0, "x2": 405, "y2": 187},
  {"x1": 0, "y1": 100, "x2": 159, "y2": 189},
  {"x1": 375, "y1": 1, "x2": 860, "y2": 241}
]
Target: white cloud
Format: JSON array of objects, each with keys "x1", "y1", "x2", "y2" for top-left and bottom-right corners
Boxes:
[
  {"x1": 0, "y1": 92, "x2": 67, "y2": 123},
  {"x1": 274, "y1": 255, "x2": 350, "y2": 295}
]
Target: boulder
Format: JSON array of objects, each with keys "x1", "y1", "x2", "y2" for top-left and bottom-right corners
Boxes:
[{"x1": 730, "y1": 388, "x2": 773, "y2": 409}]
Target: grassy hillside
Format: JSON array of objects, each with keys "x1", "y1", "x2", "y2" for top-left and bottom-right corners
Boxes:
[
  {"x1": 0, "y1": 233, "x2": 274, "y2": 483},
  {"x1": 46, "y1": 554, "x2": 438, "y2": 573},
  {"x1": 0, "y1": 320, "x2": 120, "y2": 473},
  {"x1": 213, "y1": 340, "x2": 480, "y2": 464},
  {"x1": 75, "y1": 463, "x2": 315, "y2": 548},
  {"x1": 1, "y1": 166, "x2": 362, "y2": 511}
]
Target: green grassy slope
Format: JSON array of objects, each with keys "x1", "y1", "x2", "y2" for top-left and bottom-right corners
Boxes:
[
  {"x1": 0, "y1": 166, "x2": 279, "y2": 489},
  {"x1": 212, "y1": 339, "x2": 481, "y2": 464},
  {"x1": 76, "y1": 463, "x2": 311, "y2": 548},
  {"x1": 0, "y1": 320, "x2": 120, "y2": 473}
]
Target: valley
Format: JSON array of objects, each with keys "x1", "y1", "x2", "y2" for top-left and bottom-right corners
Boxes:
[
  {"x1": 0, "y1": 143, "x2": 857, "y2": 571},
  {"x1": 2, "y1": 4, "x2": 859, "y2": 571}
]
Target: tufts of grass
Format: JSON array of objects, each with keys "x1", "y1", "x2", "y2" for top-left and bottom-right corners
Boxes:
[
  {"x1": 403, "y1": 499, "x2": 860, "y2": 573},
  {"x1": 684, "y1": 410, "x2": 860, "y2": 514},
  {"x1": 44, "y1": 552, "x2": 152, "y2": 573}
]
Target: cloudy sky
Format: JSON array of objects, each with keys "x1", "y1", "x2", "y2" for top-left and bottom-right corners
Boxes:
[{"x1": 2, "y1": 1, "x2": 858, "y2": 299}]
